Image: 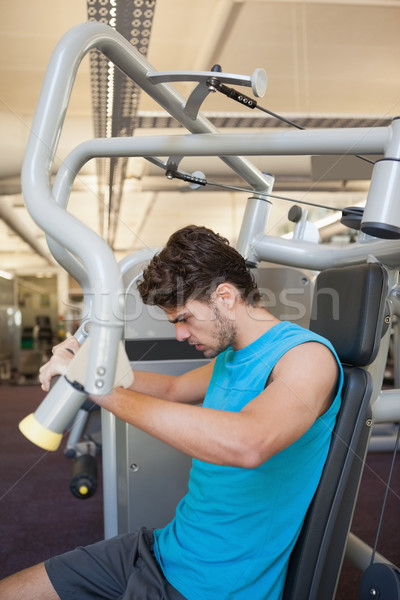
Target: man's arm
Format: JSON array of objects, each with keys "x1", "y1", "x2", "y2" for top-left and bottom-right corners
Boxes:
[
  {"x1": 39, "y1": 336, "x2": 214, "y2": 405},
  {"x1": 92, "y1": 342, "x2": 339, "y2": 469},
  {"x1": 131, "y1": 360, "x2": 214, "y2": 404}
]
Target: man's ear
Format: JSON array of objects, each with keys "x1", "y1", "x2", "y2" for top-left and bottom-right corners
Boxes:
[{"x1": 214, "y1": 283, "x2": 237, "y2": 310}]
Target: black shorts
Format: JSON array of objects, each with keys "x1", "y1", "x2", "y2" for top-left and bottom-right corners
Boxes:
[{"x1": 44, "y1": 527, "x2": 186, "y2": 600}]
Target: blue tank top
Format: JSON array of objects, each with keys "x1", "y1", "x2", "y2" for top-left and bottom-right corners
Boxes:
[{"x1": 154, "y1": 321, "x2": 343, "y2": 600}]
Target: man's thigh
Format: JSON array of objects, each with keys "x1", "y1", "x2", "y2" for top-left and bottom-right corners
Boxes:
[{"x1": 45, "y1": 527, "x2": 185, "y2": 600}]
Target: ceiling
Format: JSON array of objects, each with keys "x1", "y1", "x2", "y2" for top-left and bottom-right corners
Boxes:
[{"x1": 1, "y1": 0, "x2": 400, "y2": 276}]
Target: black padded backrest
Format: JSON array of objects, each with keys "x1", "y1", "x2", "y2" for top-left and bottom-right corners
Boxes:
[
  {"x1": 282, "y1": 366, "x2": 372, "y2": 600},
  {"x1": 283, "y1": 262, "x2": 388, "y2": 600},
  {"x1": 309, "y1": 262, "x2": 388, "y2": 366}
]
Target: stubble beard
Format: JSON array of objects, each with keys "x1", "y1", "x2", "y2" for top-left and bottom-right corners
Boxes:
[{"x1": 201, "y1": 304, "x2": 237, "y2": 358}]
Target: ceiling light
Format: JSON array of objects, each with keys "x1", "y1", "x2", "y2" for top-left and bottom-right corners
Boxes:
[{"x1": 0, "y1": 269, "x2": 13, "y2": 280}]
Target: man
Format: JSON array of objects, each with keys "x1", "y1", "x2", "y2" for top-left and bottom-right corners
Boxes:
[{"x1": 0, "y1": 225, "x2": 342, "y2": 600}]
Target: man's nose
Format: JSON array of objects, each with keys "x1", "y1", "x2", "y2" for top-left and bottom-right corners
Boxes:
[{"x1": 175, "y1": 323, "x2": 190, "y2": 342}]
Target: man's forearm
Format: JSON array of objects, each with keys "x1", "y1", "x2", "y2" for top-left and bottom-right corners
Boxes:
[
  {"x1": 129, "y1": 370, "x2": 178, "y2": 401},
  {"x1": 129, "y1": 361, "x2": 213, "y2": 405}
]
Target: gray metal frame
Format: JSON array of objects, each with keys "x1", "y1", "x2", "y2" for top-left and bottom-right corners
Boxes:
[{"x1": 21, "y1": 20, "x2": 400, "y2": 588}]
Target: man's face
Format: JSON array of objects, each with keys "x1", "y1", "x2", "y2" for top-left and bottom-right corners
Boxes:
[{"x1": 164, "y1": 298, "x2": 237, "y2": 358}]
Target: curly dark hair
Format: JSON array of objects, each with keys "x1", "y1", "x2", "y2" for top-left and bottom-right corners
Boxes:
[{"x1": 137, "y1": 225, "x2": 261, "y2": 308}]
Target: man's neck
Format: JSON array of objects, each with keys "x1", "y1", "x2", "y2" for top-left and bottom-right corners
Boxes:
[{"x1": 233, "y1": 305, "x2": 281, "y2": 351}]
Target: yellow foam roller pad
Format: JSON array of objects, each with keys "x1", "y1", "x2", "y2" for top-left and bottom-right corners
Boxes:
[{"x1": 19, "y1": 413, "x2": 63, "y2": 451}]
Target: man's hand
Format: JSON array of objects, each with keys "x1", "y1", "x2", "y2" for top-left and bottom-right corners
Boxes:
[{"x1": 39, "y1": 337, "x2": 81, "y2": 392}]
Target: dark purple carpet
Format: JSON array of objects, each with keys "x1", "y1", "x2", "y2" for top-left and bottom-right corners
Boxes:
[
  {"x1": 0, "y1": 384, "x2": 399, "y2": 598},
  {"x1": 0, "y1": 384, "x2": 104, "y2": 577}
]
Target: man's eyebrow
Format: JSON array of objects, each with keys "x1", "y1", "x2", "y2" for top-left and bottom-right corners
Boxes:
[{"x1": 168, "y1": 312, "x2": 189, "y2": 324}]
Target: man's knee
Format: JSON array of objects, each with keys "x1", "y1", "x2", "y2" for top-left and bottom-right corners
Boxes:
[{"x1": 0, "y1": 562, "x2": 60, "y2": 600}]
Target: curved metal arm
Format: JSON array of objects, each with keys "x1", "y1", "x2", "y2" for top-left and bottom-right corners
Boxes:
[
  {"x1": 251, "y1": 232, "x2": 400, "y2": 270},
  {"x1": 48, "y1": 125, "x2": 395, "y2": 271},
  {"x1": 20, "y1": 23, "x2": 274, "y2": 373},
  {"x1": 20, "y1": 21, "x2": 269, "y2": 392},
  {"x1": 20, "y1": 23, "x2": 133, "y2": 393}
]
